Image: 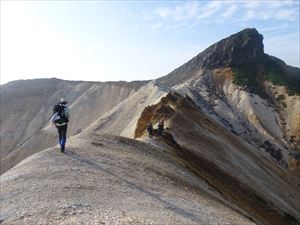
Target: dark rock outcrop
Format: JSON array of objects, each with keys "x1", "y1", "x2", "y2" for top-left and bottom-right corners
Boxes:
[
  {"x1": 159, "y1": 28, "x2": 265, "y2": 86},
  {"x1": 198, "y1": 28, "x2": 264, "y2": 69}
]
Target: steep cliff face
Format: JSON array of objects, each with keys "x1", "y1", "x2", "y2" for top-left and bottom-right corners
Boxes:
[{"x1": 134, "y1": 92, "x2": 300, "y2": 225}]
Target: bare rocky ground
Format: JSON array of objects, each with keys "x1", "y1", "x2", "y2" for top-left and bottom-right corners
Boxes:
[{"x1": 0, "y1": 132, "x2": 256, "y2": 225}]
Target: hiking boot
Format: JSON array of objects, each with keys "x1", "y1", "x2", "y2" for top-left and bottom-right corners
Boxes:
[{"x1": 60, "y1": 145, "x2": 65, "y2": 153}]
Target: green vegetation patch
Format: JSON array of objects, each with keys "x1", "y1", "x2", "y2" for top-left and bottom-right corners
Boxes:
[
  {"x1": 264, "y1": 58, "x2": 300, "y2": 96},
  {"x1": 232, "y1": 63, "x2": 259, "y2": 87},
  {"x1": 265, "y1": 69, "x2": 286, "y2": 85},
  {"x1": 232, "y1": 58, "x2": 300, "y2": 96}
]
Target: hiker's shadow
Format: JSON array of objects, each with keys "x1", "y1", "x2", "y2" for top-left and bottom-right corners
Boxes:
[{"x1": 65, "y1": 150, "x2": 205, "y2": 224}]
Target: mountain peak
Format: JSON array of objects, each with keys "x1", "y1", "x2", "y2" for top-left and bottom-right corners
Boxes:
[{"x1": 198, "y1": 28, "x2": 264, "y2": 69}]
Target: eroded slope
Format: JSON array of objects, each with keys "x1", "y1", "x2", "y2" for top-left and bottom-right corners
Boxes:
[
  {"x1": 135, "y1": 92, "x2": 300, "y2": 225},
  {"x1": 0, "y1": 132, "x2": 255, "y2": 225}
]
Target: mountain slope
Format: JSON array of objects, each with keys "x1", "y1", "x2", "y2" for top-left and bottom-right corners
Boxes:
[
  {"x1": 86, "y1": 81, "x2": 168, "y2": 137},
  {"x1": 157, "y1": 28, "x2": 300, "y2": 172},
  {"x1": 0, "y1": 132, "x2": 256, "y2": 225},
  {"x1": 135, "y1": 92, "x2": 300, "y2": 225},
  {"x1": 2, "y1": 92, "x2": 298, "y2": 225},
  {"x1": 0, "y1": 78, "x2": 147, "y2": 174}
]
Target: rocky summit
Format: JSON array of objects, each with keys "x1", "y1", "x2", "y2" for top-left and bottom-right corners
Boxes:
[
  {"x1": 195, "y1": 28, "x2": 265, "y2": 69},
  {"x1": 1, "y1": 28, "x2": 300, "y2": 225}
]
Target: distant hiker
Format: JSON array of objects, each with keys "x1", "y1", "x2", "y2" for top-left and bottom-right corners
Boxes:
[
  {"x1": 147, "y1": 122, "x2": 153, "y2": 138},
  {"x1": 157, "y1": 119, "x2": 164, "y2": 137},
  {"x1": 50, "y1": 98, "x2": 70, "y2": 153}
]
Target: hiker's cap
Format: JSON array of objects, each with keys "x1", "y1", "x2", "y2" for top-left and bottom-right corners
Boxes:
[{"x1": 60, "y1": 98, "x2": 68, "y2": 104}]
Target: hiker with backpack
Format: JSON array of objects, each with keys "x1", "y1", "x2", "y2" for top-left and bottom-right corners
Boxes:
[
  {"x1": 50, "y1": 98, "x2": 70, "y2": 153},
  {"x1": 147, "y1": 121, "x2": 153, "y2": 138},
  {"x1": 157, "y1": 119, "x2": 164, "y2": 137}
]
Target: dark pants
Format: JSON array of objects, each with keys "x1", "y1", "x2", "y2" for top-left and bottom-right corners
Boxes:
[
  {"x1": 157, "y1": 127, "x2": 163, "y2": 136},
  {"x1": 147, "y1": 128, "x2": 153, "y2": 138},
  {"x1": 56, "y1": 124, "x2": 67, "y2": 151}
]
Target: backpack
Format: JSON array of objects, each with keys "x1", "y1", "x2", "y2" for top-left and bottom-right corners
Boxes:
[
  {"x1": 53, "y1": 104, "x2": 69, "y2": 124},
  {"x1": 158, "y1": 122, "x2": 163, "y2": 129}
]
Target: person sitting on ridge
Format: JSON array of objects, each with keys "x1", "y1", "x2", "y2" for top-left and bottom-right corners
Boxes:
[{"x1": 50, "y1": 98, "x2": 70, "y2": 153}]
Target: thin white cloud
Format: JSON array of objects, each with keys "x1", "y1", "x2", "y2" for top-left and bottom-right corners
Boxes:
[
  {"x1": 153, "y1": 1, "x2": 299, "y2": 26},
  {"x1": 154, "y1": 1, "x2": 223, "y2": 22},
  {"x1": 154, "y1": 1, "x2": 199, "y2": 22},
  {"x1": 257, "y1": 11, "x2": 271, "y2": 20},
  {"x1": 242, "y1": 7, "x2": 298, "y2": 22},
  {"x1": 241, "y1": 0, "x2": 299, "y2": 21},
  {"x1": 244, "y1": 10, "x2": 255, "y2": 21},
  {"x1": 197, "y1": 1, "x2": 222, "y2": 19},
  {"x1": 275, "y1": 8, "x2": 299, "y2": 21},
  {"x1": 221, "y1": 4, "x2": 238, "y2": 18},
  {"x1": 258, "y1": 23, "x2": 289, "y2": 33},
  {"x1": 244, "y1": 1, "x2": 261, "y2": 9},
  {"x1": 151, "y1": 1, "x2": 227, "y2": 31},
  {"x1": 262, "y1": 0, "x2": 298, "y2": 9},
  {"x1": 243, "y1": 0, "x2": 298, "y2": 9}
]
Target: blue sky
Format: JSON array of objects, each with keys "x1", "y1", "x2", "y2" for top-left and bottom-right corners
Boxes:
[{"x1": 1, "y1": 0, "x2": 299, "y2": 84}]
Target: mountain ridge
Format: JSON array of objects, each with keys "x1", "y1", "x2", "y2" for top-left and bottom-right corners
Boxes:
[
  {"x1": 159, "y1": 28, "x2": 299, "y2": 94},
  {"x1": 1, "y1": 27, "x2": 300, "y2": 224},
  {"x1": 193, "y1": 28, "x2": 264, "y2": 69},
  {"x1": 1, "y1": 28, "x2": 299, "y2": 175},
  {"x1": 0, "y1": 132, "x2": 259, "y2": 225}
]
